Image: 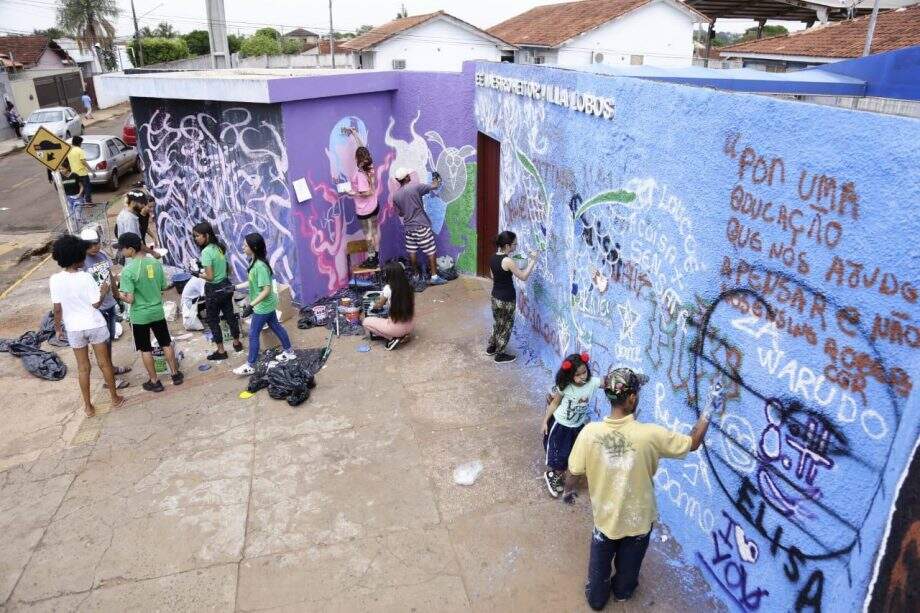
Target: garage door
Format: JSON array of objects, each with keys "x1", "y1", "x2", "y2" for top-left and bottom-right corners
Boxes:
[{"x1": 33, "y1": 72, "x2": 84, "y2": 110}]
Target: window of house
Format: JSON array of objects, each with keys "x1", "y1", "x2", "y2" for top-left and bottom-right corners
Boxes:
[
  {"x1": 533, "y1": 56, "x2": 545, "y2": 65},
  {"x1": 630, "y1": 55, "x2": 644, "y2": 66},
  {"x1": 500, "y1": 53, "x2": 514, "y2": 63},
  {"x1": 391, "y1": 59, "x2": 406, "y2": 70}
]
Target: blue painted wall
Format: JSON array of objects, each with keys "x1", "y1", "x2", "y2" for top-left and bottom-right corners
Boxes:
[
  {"x1": 812, "y1": 46, "x2": 920, "y2": 101},
  {"x1": 474, "y1": 62, "x2": 920, "y2": 612}
]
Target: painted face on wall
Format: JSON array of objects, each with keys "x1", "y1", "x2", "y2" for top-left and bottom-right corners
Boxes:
[{"x1": 326, "y1": 116, "x2": 367, "y2": 183}]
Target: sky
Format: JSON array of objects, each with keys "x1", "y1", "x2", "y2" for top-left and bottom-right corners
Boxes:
[{"x1": 0, "y1": 0, "x2": 805, "y2": 39}]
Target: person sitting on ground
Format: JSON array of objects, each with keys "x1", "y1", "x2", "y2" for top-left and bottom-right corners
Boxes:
[
  {"x1": 362, "y1": 262, "x2": 415, "y2": 351},
  {"x1": 541, "y1": 352, "x2": 603, "y2": 502},
  {"x1": 232, "y1": 233, "x2": 296, "y2": 376},
  {"x1": 567, "y1": 368, "x2": 723, "y2": 609},
  {"x1": 116, "y1": 192, "x2": 160, "y2": 258},
  {"x1": 50, "y1": 234, "x2": 125, "y2": 416},
  {"x1": 391, "y1": 167, "x2": 446, "y2": 286},
  {"x1": 191, "y1": 221, "x2": 243, "y2": 361},
  {"x1": 117, "y1": 232, "x2": 183, "y2": 392},
  {"x1": 66, "y1": 135, "x2": 93, "y2": 204},
  {"x1": 487, "y1": 230, "x2": 537, "y2": 364},
  {"x1": 80, "y1": 227, "x2": 131, "y2": 389}
]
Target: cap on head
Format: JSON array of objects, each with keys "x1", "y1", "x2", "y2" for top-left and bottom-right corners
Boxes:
[
  {"x1": 79, "y1": 227, "x2": 99, "y2": 243},
  {"x1": 117, "y1": 232, "x2": 142, "y2": 251},
  {"x1": 604, "y1": 367, "x2": 649, "y2": 403},
  {"x1": 393, "y1": 167, "x2": 411, "y2": 181}
]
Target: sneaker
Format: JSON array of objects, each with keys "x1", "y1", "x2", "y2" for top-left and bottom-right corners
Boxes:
[
  {"x1": 485, "y1": 344, "x2": 496, "y2": 356},
  {"x1": 142, "y1": 380, "x2": 164, "y2": 392},
  {"x1": 207, "y1": 350, "x2": 228, "y2": 361},
  {"x1": 171, "y1": 371, "x2": 184, "y2": 385},
  {"x1": 494, "y1": 352, "x2": 516, "y2": 364},
  {"x1": 279, "y1": 350, "x2": 297, "y2": 362},
  {"x1": 544, "y1": 471, "x2": 562, "y2": 498},
  {"x1": 385, "y1": 336, "x2": 402, "y2": 351},
  {"x1": 428, "y1": 275, "x2": 447, "y2": 286},
  {"x1": 232, "y1": 341, "x2": 244, "y2": 352},
  {"x1": 233, "y1": 363, "x2": 255, "y2": 376}
]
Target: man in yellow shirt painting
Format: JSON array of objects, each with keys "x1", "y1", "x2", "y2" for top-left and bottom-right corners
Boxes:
[
  {"x1": 568, "y1": 367, "x2": 724, "y2": 609},
  {"x1": 67, "y1": 135, "x2": 93, "y2": 204}
]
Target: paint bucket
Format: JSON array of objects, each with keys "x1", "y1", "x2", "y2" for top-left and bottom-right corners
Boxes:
[
  {"x1": 340, "y1": 297, "x2": 353, "y2": 308},
  {"x1": 152, "y1": 347, "x2": 168, "y2": 374},
  {"x1": 312, "y1": 305, "x2": 327, "y2": 323},
  {"x1": 343, "y1": 306, "x2": 360, "y2": 323}
]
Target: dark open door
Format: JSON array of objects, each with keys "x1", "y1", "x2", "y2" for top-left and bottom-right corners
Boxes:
[{"x1": 476, "y1": 132, "x2": 500, "y2": 277}]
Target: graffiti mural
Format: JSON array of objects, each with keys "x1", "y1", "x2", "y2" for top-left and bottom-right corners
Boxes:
[
  {"x1": 133, "y1": 100, "x2": 299, "y2": 295},
  {"x1": 475, "y1": 63, "x2": 920, "y2": 612}
]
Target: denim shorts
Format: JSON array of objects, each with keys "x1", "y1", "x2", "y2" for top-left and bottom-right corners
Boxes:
[{"x1": 68, "y1": 324, "x2": 110, "y2": 349}]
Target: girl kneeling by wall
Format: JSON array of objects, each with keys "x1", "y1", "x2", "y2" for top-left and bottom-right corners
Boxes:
[{"x1": 362, "y1": 262, "x2": 415, "y2": 351}]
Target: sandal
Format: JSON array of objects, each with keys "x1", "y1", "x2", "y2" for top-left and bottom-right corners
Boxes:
[
  {"x1": 113, "y1": 366, "x2": 132, "y2": 375},
  {"x1": 103, "y1": 378, "x2": 130, "y2": 390}
]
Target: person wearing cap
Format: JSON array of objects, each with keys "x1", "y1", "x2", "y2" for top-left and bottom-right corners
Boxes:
[
  {"x1": 567, "y1": 367, "x2": 723, "y2": 609},
  {"x1": 49, "y1": 234, "x2": 125, "y2": 417},
  {"x1": 81, "y1": 227, "x2": 131, "y2": 388},
  {"x1": 117, "y1": 232, "x2": 184, "y2": 392},
  {"x1": 391, "y1": 167, "x2": 447, "y2": 286}
]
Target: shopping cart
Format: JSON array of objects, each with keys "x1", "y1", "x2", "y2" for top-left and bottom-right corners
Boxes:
[{"x1": 65, "y1": 196, "x2": 112, "y2": 251}]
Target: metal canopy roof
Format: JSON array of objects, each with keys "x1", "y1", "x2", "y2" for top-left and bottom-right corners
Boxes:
[{"x1": 684, "y1": 0, "x2": 917, "y2": 22}]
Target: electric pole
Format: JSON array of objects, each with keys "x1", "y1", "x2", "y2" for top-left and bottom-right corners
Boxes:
[
  {"x1": 862, "y1": 0, "x2": 882, "y2": 57},
  {"x1": 328, "y1": 0, "x2": 335, "y2": 68},
  {"x1": 131, "y1": 0, "x2": 144, "y2": 66}
]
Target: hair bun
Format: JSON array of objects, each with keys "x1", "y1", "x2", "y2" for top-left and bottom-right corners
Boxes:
[
  {"x1": 562, "y1": 360, "x2": 572, "y2": 370},
  {"x1": 580, "y1": 352, "x2": 590, "y2": 363}
]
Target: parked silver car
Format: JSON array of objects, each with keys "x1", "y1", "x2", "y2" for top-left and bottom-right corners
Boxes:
[
  {"x1": 73, "y1": 135, "x2": 140, "y2": 190},
  {"x1": 21, "y1": 106, "x2": 84, "y2": 144}
]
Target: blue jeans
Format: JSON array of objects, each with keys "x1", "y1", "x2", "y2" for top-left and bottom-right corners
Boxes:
[
  {"x1": 100, "y1": 305, "x2": 117, "y2": 351},
  {"x1": 585, "y1": 527, "x2": 651, "y2": 609},
  {"x1": 79, "y1": 175, "x2": 92, "y2": 203},
  {"x1": 248, "y1": 311, "x2": 291, "y2": 366}
]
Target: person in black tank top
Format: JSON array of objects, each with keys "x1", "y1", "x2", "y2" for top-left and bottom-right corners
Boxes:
[{"x1": 487, "y1": 231, "x2": 538, "y2": 364}]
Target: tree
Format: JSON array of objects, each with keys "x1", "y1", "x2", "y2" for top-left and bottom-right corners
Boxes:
[
  {"x1": 396, "y1": 3, "x2": 408, "y2": 19},
  {"x1": 239, "y1": 35, "x2": 281, "y2": 58},
  {"x1": 132, "y1": 37, "x2": 189, "y2": 65},
  {"x1": 56, "y1": 0, "x2": 118, "y2": 51},
  {"x1": 150, "y1": 21, "x2": 178, "y2": 38},
  {"x1": 227, "y1": 34, "x2": 243, "y2": 54},
  {"x1": 254, "y1": 28, "x2": 281, "y2": 41},
  {"x1": 738, "y1": 25, "x2": 788, "y2": 43},
  {"x1": 354, "y1": 25, "x2": 373, "y2": 37},
  {"x1": 280, "y1": 37, "x2": 302, "y2": 54},
  {"x1": 184, "y1": 30, "x2": 211, "y2": 55},
  {"x1": 34, "y1": 27, "x2": 66, "y2": 39}
]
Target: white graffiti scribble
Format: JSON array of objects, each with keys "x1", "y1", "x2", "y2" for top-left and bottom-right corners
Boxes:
[{"x1": 138, "y1": 106, "x2": 296, "y2": 291}]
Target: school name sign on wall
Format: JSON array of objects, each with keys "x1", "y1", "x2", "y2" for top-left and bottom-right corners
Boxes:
[{"x1": 475, "y1": 71, "x2": 616, "y2": 121}]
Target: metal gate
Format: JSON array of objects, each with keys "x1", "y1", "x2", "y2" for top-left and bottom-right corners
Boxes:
[{"x1": 33, "y1": 71, "x2": 84, "y2": 110}]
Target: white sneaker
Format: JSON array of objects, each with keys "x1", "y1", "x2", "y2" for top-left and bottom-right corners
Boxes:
[
  {"x1": 233, "y1": 363, "x2": 255, "y2": 376},
  {"x1": 279, "y1": 350, "x2": 297, "y2": 362}
]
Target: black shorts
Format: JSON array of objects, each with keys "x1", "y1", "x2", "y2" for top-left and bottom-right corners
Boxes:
[
  {"x1": 132, "y1": 318, "x2": 171, "y2": 352},
  {"x1": 357, "y1": 205, "x2": 379, "y2": 220},
  {"x1": 543, "y1": 416, "x2": 585, "y2": 471}
]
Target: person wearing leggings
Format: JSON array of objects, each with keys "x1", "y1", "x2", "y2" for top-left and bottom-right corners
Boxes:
[
  {"x1": 487, "y1": 231, "x2": 537, "y2": 364},
  {"x1": 191, "y1": 221, "x2": 242, "y2": 360}
]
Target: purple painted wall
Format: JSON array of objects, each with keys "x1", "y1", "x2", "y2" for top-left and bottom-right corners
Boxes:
[{"x1": 279, "y1": 65, "x2": 478, "y2": 306}]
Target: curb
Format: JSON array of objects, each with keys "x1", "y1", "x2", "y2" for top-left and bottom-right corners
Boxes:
[{"x1": 0, "y1": 144, "x2": 25, "y2": 159}]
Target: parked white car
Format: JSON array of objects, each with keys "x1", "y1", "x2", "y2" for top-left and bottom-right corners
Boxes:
[
  {"x1": 74, "y1": 135, "x2": 140, "y2": 190},
  {"x1": 21, "y1": 107, "x2": 84, "y2": 145}
]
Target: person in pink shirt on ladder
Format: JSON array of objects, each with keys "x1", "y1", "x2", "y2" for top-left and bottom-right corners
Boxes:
[{"x1": 345, "y1": 127, "x2": 380, "y2": 268}]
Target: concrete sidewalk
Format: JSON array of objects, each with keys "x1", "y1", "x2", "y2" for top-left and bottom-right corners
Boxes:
[
  {"x1": 0, "y1": 104, "x2": 130, "y2": 159},
  {"x1": 0, "y1": 260, "x2": 724, "y2": 611}
]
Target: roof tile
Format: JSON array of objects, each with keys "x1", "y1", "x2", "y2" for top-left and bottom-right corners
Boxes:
[
  {"x1": 721, "y1": 5, "x2": 920, "y2": 59},
  {"x1": 340, "y1": 12, "x2": 443, "y2": 51},
  {"x1": 0, "y1": 35, "x2": 52, "y2": 67}
]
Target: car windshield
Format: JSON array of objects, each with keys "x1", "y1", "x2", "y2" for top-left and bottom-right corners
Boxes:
[
  {"x1": 81, "y1": 143, "x2": 102, "y2": 159},
  {"x1": 28, "y1": 111, "x2": 64, "y2": 123}
]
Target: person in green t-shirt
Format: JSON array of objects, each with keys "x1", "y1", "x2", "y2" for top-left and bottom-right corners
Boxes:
[
  {"x1": 117, "y1": 232, "x2": 184, "y2": 392},
  {"x1": 191, "y1": 221, "x2": 242, "y2": 361},
  {"x1": 232, "y1": 233, "x2": 296, "y2": 376}
]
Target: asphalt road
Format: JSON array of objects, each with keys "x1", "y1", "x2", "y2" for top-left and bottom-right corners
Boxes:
[{"x1": 0, "y1": 112, "x2": 136, "y2": 234}]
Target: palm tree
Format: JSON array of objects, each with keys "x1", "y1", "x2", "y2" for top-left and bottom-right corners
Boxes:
[{"x1": 56, "y1": 0, "x2": 120, "y2": 70}]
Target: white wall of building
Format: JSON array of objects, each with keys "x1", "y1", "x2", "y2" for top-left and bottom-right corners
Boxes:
[
  {"x1": 553, "y1": 1, "x2": 697, "y2": 68},
  {"x1": 93, "y1": 73, "x2": 129, "y2": 108},
  {"x1": 368, "y1": 17, "x2": 503, "y2": 71}
]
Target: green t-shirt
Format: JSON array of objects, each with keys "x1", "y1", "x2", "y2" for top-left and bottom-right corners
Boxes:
[
  {"x1": 248, "y1": 260, "x2": 278, "y2": 315},
  {"x1": 200, "y1": 243, "x2": 228, "y2": 284},
  {"x1": 120, "y1": 256, "x2": 166, "y2": 324}
]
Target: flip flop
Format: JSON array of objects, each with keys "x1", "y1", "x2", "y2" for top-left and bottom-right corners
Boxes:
[{"x1": 103, "y1": 379, "x2": 130, "y2": 390}]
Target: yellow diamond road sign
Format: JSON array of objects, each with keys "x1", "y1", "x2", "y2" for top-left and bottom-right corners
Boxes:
[{"x1": 25, "y1": 127, "x2": 72, "y2": 171}]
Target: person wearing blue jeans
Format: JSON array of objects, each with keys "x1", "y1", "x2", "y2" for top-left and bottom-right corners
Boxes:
[
  {"x1": 585, "y1": 528, "x2": 651, "y2": 606},
  {"x1": 233, "y1": 233, "x2": 295, "y2": 376}
]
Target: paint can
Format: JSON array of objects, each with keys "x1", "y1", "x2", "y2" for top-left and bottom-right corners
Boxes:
[
  {"x1": 152, "y1": 347, "x2": 168, "y2": 374},
  {"x1": 343, "y1": 306, "x2": 360, "y2": 323},
  {"x1": 312, "y1": 305, "x2": 327, "y2": 323}
]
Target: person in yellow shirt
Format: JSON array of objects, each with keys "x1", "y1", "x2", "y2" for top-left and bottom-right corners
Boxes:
[
  {"x1": 67, "y1": 135, "x2": 93, "y2": 204},
  {"x1": 568, "y1": 367, "x2": 723, "y2": 609}
]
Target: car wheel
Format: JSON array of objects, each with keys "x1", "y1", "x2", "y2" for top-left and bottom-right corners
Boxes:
[{"x1": 110, "y1": 170, "x2": 119, "y2": 190}]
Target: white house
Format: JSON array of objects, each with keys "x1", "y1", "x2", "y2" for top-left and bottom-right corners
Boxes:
[
  {"x1": 301, "y1": 40, "x2": 354, "y2": 69},
  {"x1": 341, "y1": 11, "x2": 515, "y2": 71},
  {"x1": 489, "y1": 0, "x2": 709, "y2": 68}
]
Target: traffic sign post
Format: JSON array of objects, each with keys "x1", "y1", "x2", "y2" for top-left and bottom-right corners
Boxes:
[{"x1": 24, "y1": 128, "x2": 76, "y2": 233}]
